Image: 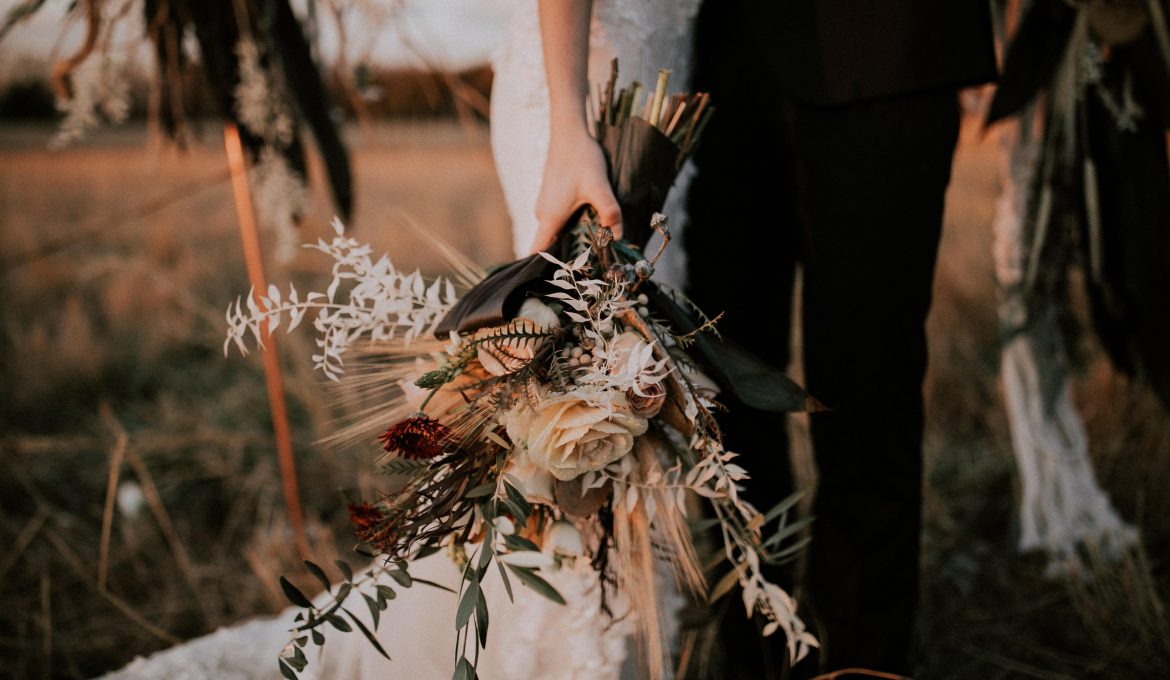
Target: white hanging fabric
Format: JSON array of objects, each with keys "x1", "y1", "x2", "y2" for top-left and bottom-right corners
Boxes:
[{"x1": 992, "y1": 104, "x2": 1137, "y2": 576}]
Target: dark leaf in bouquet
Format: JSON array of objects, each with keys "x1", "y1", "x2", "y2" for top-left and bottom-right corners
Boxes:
[
  {"x1": 342, "y1": 607, "x2": 390, "y2": 660},
  {"x1": 335, "y1": 559, "x2": 354, "y2": 583},
  {"x1": 455, "y1": 579, "x2": 479, "y2": 630},
  {"x1": 389, "y1": 568, "x2": 413, "y2": 588},
  {"x1": 279, "y1": 660, "x2": 298, "y2": 680},
  {"x1": 770, "y1": 536, "x2": 813, "y2": 565},
  {"x1": 506, "y1": 565, "x2": 566, "y2": 605},
  {"x1": 599, "y1": 117, "x2": 681, "y2": 249},
  {"x1": 762, "y1": 516, "x2": 815, "y2": 551},
  {"x1": 762, "y1": 491, "x2": 804, "y2": 525},
  {"x1": 280, "y1": 575, "x2": 313, "y2": 608},
  {"x1": 435, "y1": 254, "x2": 552, "y2": 336},
  {"x1": 411, "y1": 577, "x2": 457, "y2": 593},
  {"x1": 644, "y1": 284, "x2": 819, "y2": 413},
  {"x1": 554, "y1": 476, "x2": 612, "y2": 518},
  {"x1": 325, "y1": 613, "x2": 352, "y2": 632},
  {"x1": 476, "y1": 588, "x2": 490, "y2": 647},
  {"x1": 503, "y1": 481, "x2": 532, "y2": 522},
  {"x1": 503, "y1": 533, "x2": 541, "y2": 553},
  {"x1": 477, "y1": 540, "x2": 494, "y2": 570},
  {"x1": 288, "y1": 646, "x2": 308, "y2": 671},
  {"x1": 415, "y1": 544, "x2": 444, "y2": 560},
  {"x1": 362, "y1": 593, "x2": 381, "y2": 629},
  {"x1": 986, "y1": 0, "x2": 1077, "y2": 126},
  {"x1": 496, "y1": 561, "x2": 514, "y2": 603},
  {"x1": 466, "y1": 482, "x2": 497, "y2": 498},
  {"x1": 304, "y1": 560, "x2": 331, "y2": 593},
  {"x1": 453, "y1": 658, "x2": 476, "y2": 680},
  {"x1": 376, "y1": 584, "x2": 397, "y2": 602}
]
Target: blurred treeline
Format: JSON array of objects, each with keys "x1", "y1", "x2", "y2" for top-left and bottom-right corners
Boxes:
[{"x1": 0, "y1": 60, "x2": 492, "y2": 121}]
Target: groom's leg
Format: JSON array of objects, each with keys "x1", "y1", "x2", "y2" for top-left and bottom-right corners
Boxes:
[
  {"x1": 685, "y1": 0, "x2": 798, "y2": 501},
  {"x1": 685, "y1": 1, "x2": 801, "y2": 677},
  {"x1": 793, "y1": 89, "x2": 960, "y2": 674}
]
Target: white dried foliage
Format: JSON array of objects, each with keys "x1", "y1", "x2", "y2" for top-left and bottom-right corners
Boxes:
[
  {"x1": 224, "y1": 217, "x2": 458, "y2": 380},
  {"x1": 234, "y1": 38, "x2": 295, "y2": 145},
  {"x1": 251, "y1": 148, "x2": 310, "y2": 265},
  {"x1": 50, "y1": 1, "x2": 141, "y2": 149}
]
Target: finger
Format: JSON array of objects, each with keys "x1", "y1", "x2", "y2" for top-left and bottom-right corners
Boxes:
[
  {"x1": 590, "y1": 187, "x2": 623, "y2": 240},
  {"x1": 529, "y1": 210, "x2": 568, "y2": 254}
]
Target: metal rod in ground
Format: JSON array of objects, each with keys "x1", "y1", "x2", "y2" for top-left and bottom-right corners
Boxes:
[{"x1": 223, "y1": 123, "x2": 310, "y2": 560}]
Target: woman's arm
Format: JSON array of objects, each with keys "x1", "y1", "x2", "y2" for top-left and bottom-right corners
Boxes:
[{"x1": 529, "y1": 0, "x2": 623, "y2": 254}]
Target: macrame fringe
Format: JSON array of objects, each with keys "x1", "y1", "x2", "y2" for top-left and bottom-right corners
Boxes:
[{"x1": 993, "y1": 114, "x2": 1138, "y2": 577}]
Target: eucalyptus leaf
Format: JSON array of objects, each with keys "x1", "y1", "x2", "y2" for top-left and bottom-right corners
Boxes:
[
  {"x1": 506, "y1": 565, "x2": 566, "y2": 605},
  {"x1": 411, "y1": 577, "x2": 456, "y2": 593},
  {"x1": 763, "y1": 516, "x2": 815, "y2": 550},
  {"x1": 504, "y1": 482, "x2": 532, "y2": 520},
  {"x1": 342, "y1": 607, "x2": 390, "y2": 660},
  {"x1": 362, "y1": 593, "x2": 381, "y2": 630},
  {"x1": 336, "y1": 582, "x2": 353, "y2": 605},
  {"x1": 279, "y1": 660, "x2": 298, "y2": 680},
  {"x1": 280, "y1": 576, "x2": 313, "y2": 608},
  {"x1": 286, "y1": 647, "x2": 308, "y2": 671},
  {"x1": 326, "y1": 613, "x2": 352, "y2": 633},
  {"x1": 389, "y1": 568, "x2": 413, "y2": 588},
  {"x1": 496, "y1": 561, "x2": 514, "y2": 603},
  {"x1": 456, "y1": 580, "x2": 480, "y2": 630},
  {"x1": 303, "y1": 560, "x2": 332, "y2": 593},
  {"x1": 466, "y1": 482, "x2": 497, "y2": 498},
  {"x1": 769, "y1": 536, "x2": 812, "y2": 564},
  {"x1": 762, "y1": 492, "x2": 804, "y2": 526},
  {"x1": 475, "y1": 587, "x2": 489, "y2": 647},
  {"x1": 503, "y1": 533, "x2": 540, "y2": 553},
  {"x1": 453, "y1": 657, "x2": 476, "y2": 680}
]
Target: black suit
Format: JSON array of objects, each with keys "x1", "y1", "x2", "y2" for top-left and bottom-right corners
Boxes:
[{"x1": 685, "y1": 1, "x2": 995, "y2": 676}]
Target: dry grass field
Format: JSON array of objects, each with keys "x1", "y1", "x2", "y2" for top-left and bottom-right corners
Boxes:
[{"x1": 0, "y1": 119, "x2": 1167, "y2": 679}]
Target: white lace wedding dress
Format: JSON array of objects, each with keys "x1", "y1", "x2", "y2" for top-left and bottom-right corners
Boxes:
[{"x1": 101, "y1": 2, "x2": 699, "y2": 678}]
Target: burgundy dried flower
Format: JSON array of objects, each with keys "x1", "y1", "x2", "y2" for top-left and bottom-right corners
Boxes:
[
  {"x1": 347, "y1": 502, "x2": 396, "y2": 551},
  {"x1": 348, "y1": 501, "x2": 385, "y2": 531},
  {"x1": 379, "y1": 416, "x2": 452, "y2": 460}
]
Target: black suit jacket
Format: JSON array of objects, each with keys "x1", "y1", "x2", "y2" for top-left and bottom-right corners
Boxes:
[{"x1": 744, "y1": 0, "x2": 998, "y2": 104}]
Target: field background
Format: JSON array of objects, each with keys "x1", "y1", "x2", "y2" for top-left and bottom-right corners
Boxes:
[{"x1": 1, "y1": 116, "x2": 1168, "y2": 679}]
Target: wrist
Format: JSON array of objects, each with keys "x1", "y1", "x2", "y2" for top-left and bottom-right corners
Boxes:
[{"x1": 549, "y1": 107, "x2": 590, "y2": 140}]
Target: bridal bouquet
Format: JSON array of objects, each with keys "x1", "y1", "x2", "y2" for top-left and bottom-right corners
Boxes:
[{"x1": 226, "y1": 64, "x2": 817, "y2": 680}]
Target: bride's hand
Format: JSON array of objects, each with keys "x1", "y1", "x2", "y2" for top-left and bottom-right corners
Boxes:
[{"x1": 530, "y1": 130, "x2": 623, "y2": 254}]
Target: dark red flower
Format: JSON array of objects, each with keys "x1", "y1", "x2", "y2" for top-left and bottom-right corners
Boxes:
[
  {"x1": 379, "y1": 416, "x2": 452, "y2": 460},
  {"x1": 347, "y1": 502, "x2": 385, "y2": 531},
  {"x1": 347, "y1": 502, "x2": 396, "y2": 551}
]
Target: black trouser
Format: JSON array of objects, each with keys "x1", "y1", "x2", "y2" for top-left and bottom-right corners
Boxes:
[{"x1": 685, "y1": 5, "x2": 960, "y2": 677}]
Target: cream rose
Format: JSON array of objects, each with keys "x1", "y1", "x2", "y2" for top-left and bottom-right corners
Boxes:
[{"x1": 505, "y1": 391, "x2": 648, "y2": 481}]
